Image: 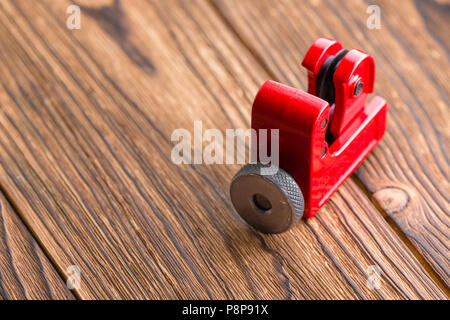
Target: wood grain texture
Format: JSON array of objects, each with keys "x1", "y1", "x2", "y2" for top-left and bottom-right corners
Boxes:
[
  {"x1": 0, "y1": 0, "x2": 445, "y2": 299},
  {"x1": 0, "y1": 191, "x2": 74, "y2": 299},
  {"x1": 213, "y1": 0, "x2": 450, "y2": 288}
]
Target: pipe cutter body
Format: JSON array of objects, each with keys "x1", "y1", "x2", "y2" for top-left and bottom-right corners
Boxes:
[{"x1": 230, "y1": 38, "x2": 387, "y2": 233}]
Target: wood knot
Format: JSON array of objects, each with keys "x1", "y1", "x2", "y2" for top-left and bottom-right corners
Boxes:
[{"x1": 373, "y1": 187, "x2": 409, "y2": 215}]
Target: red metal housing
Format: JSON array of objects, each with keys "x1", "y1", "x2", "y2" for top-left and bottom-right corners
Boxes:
[{"x1": 251, "y1": 38, "x2": 387, "y2": 218}]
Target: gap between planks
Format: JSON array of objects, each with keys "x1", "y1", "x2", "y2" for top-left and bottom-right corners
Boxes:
[
  {"x1": 351, "y1": 175, "x2": 449, "y2": 297},
  {"x1": 0, "y1": 183, "x2": 80, "y2": 300},
  {"x1": 0, "y1": 183, "x2": 75, "y2": 300}
]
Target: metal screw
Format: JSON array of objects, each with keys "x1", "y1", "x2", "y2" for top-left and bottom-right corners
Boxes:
[{"x1": 354, "y1": 81, "x2": 364, "y2": 96}]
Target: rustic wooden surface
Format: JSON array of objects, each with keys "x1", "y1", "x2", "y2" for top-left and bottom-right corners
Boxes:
[
  {"x1": 213, "y1": 0, "x2": 450, "y2": 289},
  {"x1": 0, "y1": 0, "x2": 447, "y2": 299}
]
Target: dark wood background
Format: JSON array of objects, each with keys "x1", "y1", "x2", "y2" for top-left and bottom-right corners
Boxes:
[{"x1": 0, "y1": 0, "x2": 448, "y2": 299}]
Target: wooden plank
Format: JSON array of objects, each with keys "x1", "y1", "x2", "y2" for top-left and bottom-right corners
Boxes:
[
  {"x1": 0, "y1": 0, "x2": 444, "y2": 299},
  {"x1": 213, "y1": 0, "x2": 449, "y2": 289},
  {"x1": 0, "y1": 190, "x2": 74, "y2": 299}
]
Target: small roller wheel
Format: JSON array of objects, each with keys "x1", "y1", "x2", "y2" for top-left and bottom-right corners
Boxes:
[{"x1": 230, "y1": 163, "x2": 304, "y2": 234}]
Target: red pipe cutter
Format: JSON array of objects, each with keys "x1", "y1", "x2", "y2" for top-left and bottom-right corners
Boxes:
[{"x1": 230, "y1": 38, "x2": 387, "y2": 233}]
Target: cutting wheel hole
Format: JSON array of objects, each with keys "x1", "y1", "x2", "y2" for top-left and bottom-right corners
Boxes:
[{"x1": 253, "y1": 193, "x2": 272, "y2": 214}]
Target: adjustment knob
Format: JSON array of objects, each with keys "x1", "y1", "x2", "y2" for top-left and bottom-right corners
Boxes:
[{"x1": 230, "y1": 163, "x2": 304, "y2": 234}]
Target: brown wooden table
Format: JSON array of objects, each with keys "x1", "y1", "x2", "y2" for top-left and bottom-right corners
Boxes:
[{"x1": 0, "y1": 0, "x2": 448, "y2": 299}]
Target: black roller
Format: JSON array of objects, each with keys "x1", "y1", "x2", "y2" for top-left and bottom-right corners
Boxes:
[{"x1": 315, "y1": 49, "x2": 348, "y2": 104}]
